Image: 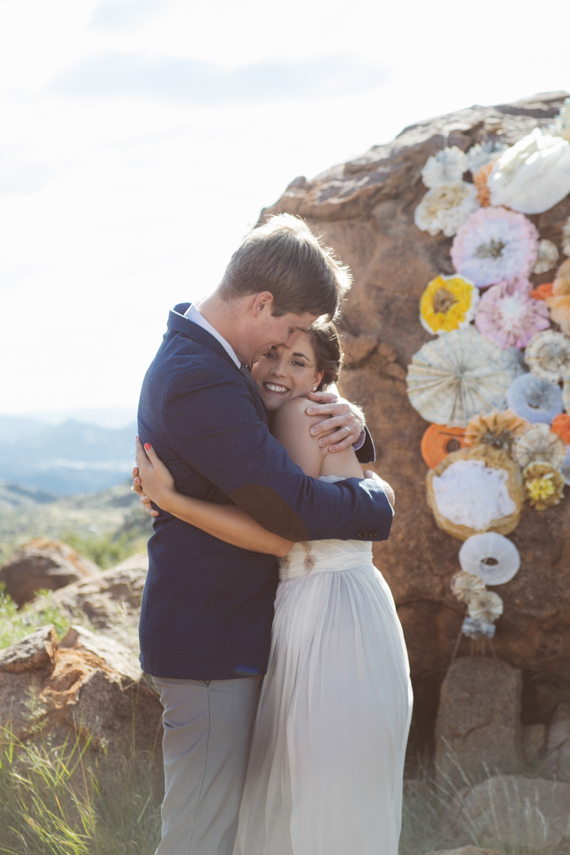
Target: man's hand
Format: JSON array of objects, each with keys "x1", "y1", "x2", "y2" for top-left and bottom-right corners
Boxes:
[
  {"x1": 364, "y1": 469, "x2": 395, "y2": 508},
  {"x1": 305, "y1": 390, "x2": 365, "y2": 453}
]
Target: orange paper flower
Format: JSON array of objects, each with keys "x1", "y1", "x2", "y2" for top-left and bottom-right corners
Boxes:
[
  {"x1": 473, "y1": 162, "x2": 494, "y2": 207},
  {"x1": 552, "y1": 413, "x2": 570, "y2": 444},
  {"x1": 530, "y1": 283, "x2": 554, "y2": 301}
]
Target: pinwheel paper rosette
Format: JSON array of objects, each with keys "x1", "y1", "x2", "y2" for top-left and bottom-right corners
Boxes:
[
  {"x1": 488, "y1": 128, "x2": 570, "y2": 215},
  {"x1": 419, "y1": 274, "x2": 479, "y2": 335},
  {"x1": 475, "y1": 277, "x2": 549, "y2": 349},
  {"x1": 406, "y1": 328, "x2": 521, "y2": 427},
  {"x1": 451, "y1": 207, "x2": 539, "y2": 288},
  {"x1": 414, "y1": 182, "x2": 479, "y2": 238},
  {"x1": 525, "y1": 330, "x2": 570, "y2": 383},
  {"x1": 512, "y1": 423, "x2": 567, "y2": 470},
  {"x1": 426, "y1": 446, "x2": 523, "y2": 540},
  {"x1": 465, "y1": 409, "x2": 529, "y2": 455},
  {"x1": 523, "y1": 461, "x2": 565, "y2": 510}
]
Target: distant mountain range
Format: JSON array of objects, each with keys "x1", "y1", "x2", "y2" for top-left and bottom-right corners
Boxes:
[{"x1": 0, "y1": 416, "x2": 137, "y2": 496}]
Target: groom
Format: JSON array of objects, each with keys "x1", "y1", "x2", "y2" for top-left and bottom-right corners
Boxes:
[{"x1": 136, "y1": 214, "x2": 394, "y2": 855}]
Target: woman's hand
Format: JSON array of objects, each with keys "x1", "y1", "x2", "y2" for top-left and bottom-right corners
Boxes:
[
  {"x1": 132, "y1": 437, "x2": 176, "y2": 517},
  {"x1": 305, "y1": 391, "x2": 365, "y2": 452}
]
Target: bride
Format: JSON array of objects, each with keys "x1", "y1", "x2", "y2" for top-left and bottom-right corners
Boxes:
[{"x1": 133, "y1": 322, "x2": 413, "y2": 855}]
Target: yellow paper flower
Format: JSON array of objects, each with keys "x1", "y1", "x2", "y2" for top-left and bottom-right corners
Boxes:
[
  {"x1": 523, "y1": 461, "x2": 565, "y2": 510},
  {"x1": 419, "y1": 274, "x2": 479, "y2": 335}
]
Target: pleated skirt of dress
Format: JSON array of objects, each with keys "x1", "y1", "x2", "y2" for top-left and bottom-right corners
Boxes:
[{"x1": 233, "y1": 559, "x2": 413, "y2": 855}]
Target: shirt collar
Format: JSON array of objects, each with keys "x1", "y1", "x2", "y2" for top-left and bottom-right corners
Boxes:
[{"x1": 184, "y1": 304, "x2": 241, "y2": 370}]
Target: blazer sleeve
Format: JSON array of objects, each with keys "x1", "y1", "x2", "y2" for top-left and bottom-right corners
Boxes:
[{"x1": 162, "y1": 363, "x2": 393, "y2": 543}]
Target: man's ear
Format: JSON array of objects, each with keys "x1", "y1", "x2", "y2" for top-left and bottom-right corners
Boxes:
[{"x1": 252, "y1": 291, "x2": 274, "y2": 317}]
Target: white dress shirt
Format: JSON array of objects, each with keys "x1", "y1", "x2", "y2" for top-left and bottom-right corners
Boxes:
[{"x1": 184, "y1": 303, "x2": 241, "y2": 369}]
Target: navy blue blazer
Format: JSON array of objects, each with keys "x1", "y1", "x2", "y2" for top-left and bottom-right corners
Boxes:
[{"x1": 137, "y1": 303, "x2": 393, "y2": 679}]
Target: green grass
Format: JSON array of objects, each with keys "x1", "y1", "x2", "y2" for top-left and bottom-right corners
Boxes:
[
  {"x1": 0, "y1": 729, "x2": 162, "y2": 855},
  {"x1": 0, "y1": 586, "x2": 71, "y2": 650},
  {"x1": 60, "y1": 531, "x2": 141, "y2": 571}
]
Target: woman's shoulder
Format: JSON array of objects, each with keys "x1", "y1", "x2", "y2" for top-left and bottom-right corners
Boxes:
[{"x1": 273, "y1": 396, "x2": 322, "y2": 426}]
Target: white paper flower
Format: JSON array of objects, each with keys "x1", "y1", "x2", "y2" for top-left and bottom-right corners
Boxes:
[
  {"x1": 466, "y1": 140, "x2": 508, "y2": 176},
  {"x1": 415, "y1": 182, "x2": 479, "y2": 238},
  {"x1": 488, "y1": 129, "x2": 570, "y2": 215},
  {"x1": 462, "y1": 616, "x2": 496, "y2": 639},
  {"x1": 421, "y1": 147, "x2": 467, "y2": 188},
  {"x1": 533, "y1": 240, "x2": 559, "y2": 275},
  {"x1": 451, "y1": 207, "x2": 539, "y2": 288},
  {"x1": 451, "y1": 569, "x2": 486, "y2": 603},
  {"x1": 468, "y1": 590, "x2": 504, "y2": 623}
]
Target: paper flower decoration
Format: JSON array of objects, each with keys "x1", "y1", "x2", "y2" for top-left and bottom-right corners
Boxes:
[
  {"x1": 488, "y1": 129, "x2": 570, "y2": 215},
  {"x1": 468, "y1": 590, "x2": 504, "y2": 623},
  {"x1": 562, "y1": 217, "x2": 570, "y2": 257},
  {"x1": 419, "y1": 274, "x2": 479, "y2": 334},
  {"x1": 530, "y1": 283, "x2": 554, "y2": 301},
  {"x1": 414, "y1": 182, "x2": 479, "y2": 238},
  {"x1": 533, "y1": 240, "x2": 559, "y2": 275},
  {"x1": 462, "y1": 616, "x2": 496, "y2": 640},
  {"x1": 525, "y1": 331, "x2": 570, "y2": 383},
  {"x1": 407, "y1": 328, "x2": 521, "y2": 427},
  {"x1": 546, "y1": 259, "x2": 570, "y2": 336},
  {"x1": 523, "y1": 461, "x2": 565, "y2": 510},
  {"x1": 432, "y1": 459, "x2": 515, "y2": 531},
  {"x1": 451, "y1": 570, "x2": 486, "y2": 603},
  {"x1": 473, "y1": 162, "x2": 494, "y2": 207},
  {"x1": 421, "y1": 147, "x2": 467, "y2": 188},
  {"x1": 552, "y1": 413, "x2": 570, "y2": 444},
  {"x1": 465, "y1": 409, "x2": 530, "y2": 454},
  {"x1": 512, "y1": 423, "x2": 566, "y2": 470},
  {"x1": 459, "y1": 532, "x2": 521, "y2": 585},
  {"x1": 475, "y1": 277, "x2": 550, "y2": 350},
  {"x1": 421, "y1": 423, "x2": 467, "y2": 468},
  {"x1": 451, "y1": 207, "x2": 539, "y2": 288},
  {"x1": 466, "y1": 141, "x2": 508, "y2": 176},
  {"x1": 506, "y1": 373, "x2": 563, "y2": 424}
]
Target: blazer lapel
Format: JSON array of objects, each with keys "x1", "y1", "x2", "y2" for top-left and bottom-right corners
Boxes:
[{"x1": 167, "y1": 303, "x2": 267, "y2": 421}]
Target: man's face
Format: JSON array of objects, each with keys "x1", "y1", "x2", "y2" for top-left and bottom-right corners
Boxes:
[{"x1": 247, "y1": 309, "x2": 319, "y2": 365}]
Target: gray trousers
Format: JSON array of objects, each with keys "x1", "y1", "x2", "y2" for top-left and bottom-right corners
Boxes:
[{"x1": 153, "y1": 676, "x2": 262, "y2": 855}]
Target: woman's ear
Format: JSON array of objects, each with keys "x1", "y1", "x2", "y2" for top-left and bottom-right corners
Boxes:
[{"x1": 313, "y1": 370, "x2": 324, "y2": 391}]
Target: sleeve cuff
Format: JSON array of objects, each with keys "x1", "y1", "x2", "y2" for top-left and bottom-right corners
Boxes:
[{"x1": 352, "y1": 429, "x2": 366, "y2": 451}]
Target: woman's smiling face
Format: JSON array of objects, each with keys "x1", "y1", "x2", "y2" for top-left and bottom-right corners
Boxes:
[{"x1": 251, "y1": 331, "x2": 324, "y2": 411}]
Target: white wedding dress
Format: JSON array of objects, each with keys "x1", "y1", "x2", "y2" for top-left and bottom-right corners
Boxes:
[{"x1": 234, "y1": 476, "x2": 413, "y2": 855}]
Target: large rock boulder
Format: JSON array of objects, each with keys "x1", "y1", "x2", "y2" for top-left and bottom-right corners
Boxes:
[
  {"x1": 435, "y1": 657, "x2": 523, "y2": 786},
  {"x1": 41, "y1": 551, "x2": 148, "y2": 652},
  {"x1": 261, "y1": 92, "x2": 570, "y2": 717},
  {"x1": 0, "y1": 624, "x2": 162, "y2": 761},
  {"x1": 0, "y1": 537, "x2": 99, "y2": 606},
  {"x1": 449, "y1": 775, "x2": 570, "y2": 852}
]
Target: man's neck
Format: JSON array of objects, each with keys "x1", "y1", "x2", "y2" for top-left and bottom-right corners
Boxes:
[{"x1": 197, "y1": 293, "x2": 241, "y2": 355}]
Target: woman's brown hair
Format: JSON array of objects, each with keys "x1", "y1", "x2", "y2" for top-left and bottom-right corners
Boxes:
[{"x1": 308, "y1": 322, "x2": 343, "y2": 391}]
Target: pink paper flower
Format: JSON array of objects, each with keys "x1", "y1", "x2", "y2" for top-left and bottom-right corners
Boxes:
[
  {"x1": 475, "y1": 277, "x2": 550, "y2": 349},
  {"x1": 451, "y1": 207, "x2": 539, "y2": 288}
]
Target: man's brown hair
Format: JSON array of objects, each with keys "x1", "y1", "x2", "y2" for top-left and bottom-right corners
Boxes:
[{"x1": 219, "y1": 213, "x2": 352, "y2": 320}]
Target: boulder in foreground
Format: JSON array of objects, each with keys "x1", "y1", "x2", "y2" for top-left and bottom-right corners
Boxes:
[{"x1": 0, "y1": 537, "x2": 99, "y2": 606}]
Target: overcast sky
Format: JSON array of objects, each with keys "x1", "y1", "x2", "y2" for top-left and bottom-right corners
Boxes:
[{"x1": 1, "y1": 0, "x2": 569, "y2": 423}]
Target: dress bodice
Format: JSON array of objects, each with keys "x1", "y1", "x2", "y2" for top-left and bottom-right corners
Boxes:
[{"x1": 279, "y1": 475, "x2": 373, "y2": 581}]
